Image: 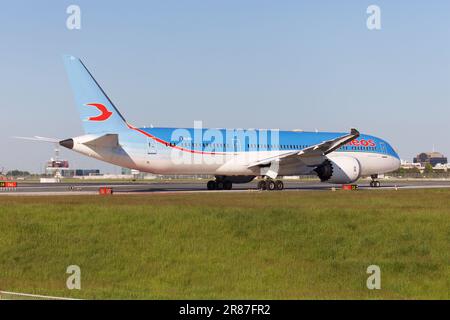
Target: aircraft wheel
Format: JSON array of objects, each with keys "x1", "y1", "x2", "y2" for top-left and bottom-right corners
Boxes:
[
  {"x1": 275, "y1": 180, "x2": 284, "y2": 191},
  {"x1": 267, "y1": 180, "x2": 276, "y2": 191},
  {"x1": 224, "y1": 181, "x2": 233, "y2": 190},
  {"x1": 257, "y1": 180, "x2": 267, "y2": 190},
  {"x1": 370, "y1": 181, "x2": 381, "y2": 188},
  {"x1": 207, "y1": 180, "x2": 216, "y2": 190},
  {"x1": 216, "y1": 181, "x2": 224, "y2": 190}
]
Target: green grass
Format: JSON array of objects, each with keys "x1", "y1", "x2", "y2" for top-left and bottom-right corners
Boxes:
[{"x1": 0, "y1": 189, "x2": 449, "y2": 299}]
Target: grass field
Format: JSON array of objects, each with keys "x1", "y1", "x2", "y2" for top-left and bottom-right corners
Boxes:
[{"x1": 0, "y1": 189, "x2": 449, "y2": 299}]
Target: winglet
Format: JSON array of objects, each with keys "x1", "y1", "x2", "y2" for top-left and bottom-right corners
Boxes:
[{"x1": 350, "y1": 128, "x2": 360, "y2": 136}]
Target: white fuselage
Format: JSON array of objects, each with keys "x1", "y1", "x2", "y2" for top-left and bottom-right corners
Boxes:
[{"x1": 69, "y1": 134, "x2": 400, "y2": 179}]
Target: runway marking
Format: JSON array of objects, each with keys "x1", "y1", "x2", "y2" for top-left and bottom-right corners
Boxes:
[{"x1": 0, "y1": 192, "x2": 98, "y2": 196}]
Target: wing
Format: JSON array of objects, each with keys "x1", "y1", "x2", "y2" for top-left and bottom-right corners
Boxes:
[{"x1": 248, "y1": 128, "x2": 360, "y2": 177}]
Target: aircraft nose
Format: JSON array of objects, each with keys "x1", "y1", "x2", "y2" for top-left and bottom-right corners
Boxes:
[{"x1": 394, "y1": 157, "x2": 401, "y2": 170}]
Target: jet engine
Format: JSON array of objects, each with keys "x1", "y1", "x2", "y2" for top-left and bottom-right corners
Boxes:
[{"x1": 314, "y1": 157, "x2": 361, "y2": 184}]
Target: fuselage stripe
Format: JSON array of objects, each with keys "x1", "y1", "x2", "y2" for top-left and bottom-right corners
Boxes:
[{"x1": 127, "y1": 123, "x2": 226, "y2": 155}]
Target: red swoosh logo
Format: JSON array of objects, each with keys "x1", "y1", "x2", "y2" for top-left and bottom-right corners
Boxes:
[{"x1": 85, "y1": 103, "x2": 113, "y2": 121}]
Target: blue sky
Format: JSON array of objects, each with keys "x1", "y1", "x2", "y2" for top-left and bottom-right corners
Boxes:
[{"x1": 1, "y1": 1, "x2": 449, "y2": 173}]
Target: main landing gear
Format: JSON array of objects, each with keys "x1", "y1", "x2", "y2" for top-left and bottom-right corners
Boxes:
[
  {"x1": 370, "y1": 174, "x2": 381, "y2": 188},
  {"x1": 207, "y1": 179, "x2": 233, "y2": 190},
  {"x1": 257, "y1": 179, "x2": 284, "y2": 191},
  {"x1": 206, "y1": 178, "x2": 284, "y2": 191}
]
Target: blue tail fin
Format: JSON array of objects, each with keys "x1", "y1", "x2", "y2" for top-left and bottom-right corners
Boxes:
[{"x1": 63, "y1": 55, "x2": 128, "y2": 134}]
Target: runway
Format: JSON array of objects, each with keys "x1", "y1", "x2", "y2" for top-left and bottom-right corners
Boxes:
[{"x1": 2, "y1": 180, "x2": 450, "y2": 195}]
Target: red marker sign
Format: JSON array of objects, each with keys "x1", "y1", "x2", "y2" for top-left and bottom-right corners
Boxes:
[{"x1": 0, "y1": 181, "x2": 17, "y2": 189}]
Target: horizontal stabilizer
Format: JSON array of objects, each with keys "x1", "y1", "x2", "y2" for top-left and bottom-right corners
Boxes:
[
  {"x1": 82, "y1": 134, "x2": 119, "y2": 148},
  {"x1": 13, "y1": 136, "x2": 60, "y2": 143},
  {"x1": 59, "y1": 134, "x2": 119, "y2": 150}
]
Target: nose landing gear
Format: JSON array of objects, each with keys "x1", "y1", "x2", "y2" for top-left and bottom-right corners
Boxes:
[
  {"x1": 370, "y1": 181, "x2": 381, "y2": 187},
  {"x1": 370, "y1": 174, "x2": 381, "y2": 188}
]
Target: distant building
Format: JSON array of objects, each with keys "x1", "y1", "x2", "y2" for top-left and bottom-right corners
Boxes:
[
  {"x1": 60, "y1": 169, "x2": 100, "y2": 177},
  {"x1": 121, "y1": 167, "x2": 132, "y2": 175},
  {"x1": 400, "y1": 160, "x2": 422, "y2": 170},
  {"x1": 433, "y1": 163, "x2": 450, "y2": 171},
  {"x1": 413, "y1": 152, "x2": 447, "y2": 167},
  {"x1": 46, "y1": 160, "x2": 69, "y2": 169}
]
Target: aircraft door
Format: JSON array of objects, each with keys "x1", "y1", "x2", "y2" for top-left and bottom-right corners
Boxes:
[
  {"x1": 233, "y1": 137, "x2": 241, "y2": 153},
  {"x1": 147, "y1": 137, "x2": 157, "y2": 155},
  {"x1": 380, "y1": 142, "x2": 387, "y2": 154}
]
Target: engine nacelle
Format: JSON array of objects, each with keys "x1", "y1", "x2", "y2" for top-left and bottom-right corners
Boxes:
[{"x1": 314, "y1": 157, "x2": 361, "y2": 184}]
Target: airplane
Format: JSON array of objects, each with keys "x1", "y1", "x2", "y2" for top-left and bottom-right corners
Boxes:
[{"x1": 52, "y1": 55, "x2": 400, "y2": 190}]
